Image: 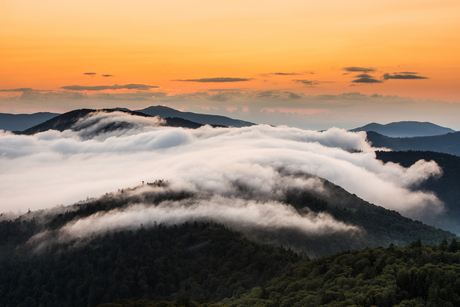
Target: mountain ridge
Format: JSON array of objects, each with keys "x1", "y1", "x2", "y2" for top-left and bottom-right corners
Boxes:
[
  {"x1": 137, "y1": 105, "x2": 255, "y2": 128},
  {"x1": 366, "y1": 131, "x2": 460, "y2": 156},
  {"x1": 351, "y1": 121, "x2": 455, "y2": 137}
]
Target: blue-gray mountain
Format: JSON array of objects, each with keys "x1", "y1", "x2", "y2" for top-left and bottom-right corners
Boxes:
[
  {"x1": 0, "y1": 106, "x2": 255, "y2": 132},
  {"x1": 137, "y1": 105, "x2": 255, "y2": 128},
  {"x1": 351, "y1": 121, "x2": 455, "y2": 137},
  {"x1": 376, "y1": 150, "x2": 460, "y2": 235},
  {"x1": 0, "y1": 112, "x2": 59, "y2": 131},
  {"x1": 366, "y1": 131, "x2": 460, "y2": 156}
]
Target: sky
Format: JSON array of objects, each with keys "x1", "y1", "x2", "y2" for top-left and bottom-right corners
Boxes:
[{"x1": 1, "y1": 0, "x2": 460, "y2": 129}]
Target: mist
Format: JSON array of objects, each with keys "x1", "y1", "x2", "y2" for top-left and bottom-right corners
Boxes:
[{"x1": 0, "y1": 111, "x2": 443, "y2": 222}]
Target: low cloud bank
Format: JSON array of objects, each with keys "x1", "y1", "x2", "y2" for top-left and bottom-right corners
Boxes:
[
  {"x1": 28, "y1": 192, "x2": 360, "y2": 249},
  {"x1": 0, "y1": 112, "x2": 443, "y2": 222}
]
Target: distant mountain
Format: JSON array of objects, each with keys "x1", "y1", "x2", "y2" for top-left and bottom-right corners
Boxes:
[
  {"x1": 14, "y1": 109, "x2": 207, "y2": 135},
  {"x1": 351, "y1": 121, "x2": 455, "y2": 137},
  {"x1": 376, "y1": 150, "x2": 460, "y2": 234},
  {"x1": 366, "y1": 131, "x2": 460, "y2": 156},
  {"x1": 137, "y1": 105, "x2": 255, "y2": 128},
  {"x1": 0, "y1": 112, "x2": 59, "y2": 131}
]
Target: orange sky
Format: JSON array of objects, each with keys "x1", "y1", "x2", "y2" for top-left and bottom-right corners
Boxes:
[{"x1": 1, "y1": 0, "x2": 460, "y2": 117}]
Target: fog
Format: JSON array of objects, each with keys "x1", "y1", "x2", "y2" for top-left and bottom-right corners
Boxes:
[{"x1": 0, "y1": 111, "x2": 443, "y2": 223}]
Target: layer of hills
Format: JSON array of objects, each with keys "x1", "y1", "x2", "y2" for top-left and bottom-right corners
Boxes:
[
  {"x1": 351, "y1": 121, "x2": 456, "y2": 137},
  {"x1": 14, "y1": 109, "x2": 206, "y2": 135},
  {"x1": 3, "y1": 108, "x2": 460, "y2": 305},
  {"x1": 0, "y1": 106, "x2": 255, "y2": 133},
  {"x1": 366, "y1": 131, "x2": 460, "y2": 156},
  {"x1": 0, "y1": 112, "x2": 59, "y2": 131}
]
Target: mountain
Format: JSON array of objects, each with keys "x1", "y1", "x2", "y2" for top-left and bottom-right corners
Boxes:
[
  {"x1": 137, "y1": 106, "x2": 255, "y2": 128},
  {"x1": 0, "y1": 178, "x2": 456, "y2": 306},
  {"x1": 351, "y1": 121, "x2": 456, "y2": 137},
  {"x1": 366, "y1": 131, "x2": 460, "y2": 156},
  {"x1": 227, "y1": 240, "x2": 460, "y2": 307},
  {"x1": 0, "y1": 221, "x2": 301, "y2": 306},
  {"x1": 376, "y1": 150, "x2": 460, "y2": 234},
  {"x1": 14, "y1": 109, "x2": 207, "y2": 135},
  {"x1": 0, "y1": 112, "x2": 59, "y2": 131}
]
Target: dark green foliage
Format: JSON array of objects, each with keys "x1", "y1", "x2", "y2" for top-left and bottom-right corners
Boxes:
[
  {"x1": 0, "y1": 222, "x2": 300, "y2": 307},
  {"x1": 227, "y1": 241, "x2": 460, "y2": 307},
  {"x1": 96, "y1": 298, "x2": 223, "y2": 307}
]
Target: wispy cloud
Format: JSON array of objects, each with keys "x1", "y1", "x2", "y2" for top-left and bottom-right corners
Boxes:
[
  {"x1": 294, "y1": 79, "x2": 319, "y2": 86},
  {"x1": 101, "y1": 74, "x2": 114, "y2": 78},
  {"x1": 61, "y1": 84, "x2": 159, "y2": 91},
  {"x1": 83, "y1": 72, "x2": 96, "y2": 76},
  {"x1": 271, "y1": 72, "x2": 302, "y2": 76},
  {"x1": 343, "y1": 67, "x2": 376, "y2": 73},
  {"x1": 172, "y1": 77, "x2": 253, "y2": 83},
  {"x1": 352, "y1": 76, "x2": 383, "y2": 84},
  {"x1": 383, "y1": 72, "x2": 429, "y2": 80},
  {"x1": 0, "y1": 88, "x2": 36, "y2": 92}
]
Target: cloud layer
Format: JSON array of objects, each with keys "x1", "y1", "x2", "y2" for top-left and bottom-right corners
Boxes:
[
  {"x1": 0, "y1": 112, "x2": 443, "y2": 223},
  {"x1": 61, "y1": 84, "x2": 159, "y2": 91},
  {"x1": 172, "y1": 78, "x2": 253, "y2": 83}
]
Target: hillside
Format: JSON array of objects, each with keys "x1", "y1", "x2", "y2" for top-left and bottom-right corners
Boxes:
[
  {"x1": 14, "y1": 109, "x2": 207, "y2": 135},
  {"x1": 351, "y1": 121, "x2": 455, "y2": 137},
  {"x1": 137, "y1": 106, "x2": 255, "y2": 128},
  {"x1": 227, "y1": 240, "x2": 460, "y2": 307},
  {"x1": 0, "y1": 179, "x2": 457, "y2": 306},
  {"x1": 376, "y1": 150, "x2": 460, "y2": 234},
  {"x1": 0, "y1": 112, "x2": 59, "y2": 131},
  {"x1": 0, "y1": 221, "x2": 300, "y2": 307},
  {"x1": 366, "y1": 131, "x2": 460, "y2": 156}
]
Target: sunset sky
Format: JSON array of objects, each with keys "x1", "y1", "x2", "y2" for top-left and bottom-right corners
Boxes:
[{"x1": 1, "y1": 0, "x2": 459, "y2": 129}]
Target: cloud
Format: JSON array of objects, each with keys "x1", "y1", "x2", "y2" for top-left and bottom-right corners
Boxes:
[
  {"x1": 93, "y1": 91, "x2": 167, "y2": 100},
  {"x1": 84, "y1": 72, "x2": 96, "y2": 76},
  {"x1": 207, "y1": 89, "x2": 243, "y2": 92},
  {"x1": 352, "y1": 76, "x2": 383, "y2": 84},
  {"x1": 294, "y1": 79, "x2": 319, "y2": 86},
  {"x1": 383, "y1": 72, "x2": 429, "y2": 80},
  {"x1": 0, "y1": 114, "x2": 444, "y2": 224},
  {"x1": 271, "y1": 72, "x2": 302, "y2": 76},
  {"x1": 0, "y1": 88, "x2": 36, "y2": 92},
  {"x1": 288, "y1": 92, "x2": 302, "y2": 99},
  {"x1": 172, "y1": 77, "x2": 253, "y2": 82},
  {"x1": 28, "y1": 193, "x2": 360, "y2": 249},
  {"x1": 101, "y1": 74, "x2": 114, "y2": 77},
  {"x1": 61, "y1": 84, "x2": 159, "y2": 91},
  {"x1": 355, "y1": 74, "x2": 373, "y2": 78},
  {"x1": 343, "y1": 67, "x2": 376, "y2": 73}
]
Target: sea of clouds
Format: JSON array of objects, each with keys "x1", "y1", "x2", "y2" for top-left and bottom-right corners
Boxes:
[{"x1": 0, "y1": 112, "x2": 443, "y2": 239}]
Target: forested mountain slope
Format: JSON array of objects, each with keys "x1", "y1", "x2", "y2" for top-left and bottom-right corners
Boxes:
[
  {"x1": 227, "y1": 240, "x2": 460, "y2": 307},
  {"x1": 0, "y1": 222, "x2": 300, "y2": 307},
  {"x1": 376, "y1": 150, "x2": 460, "y2": 234}
]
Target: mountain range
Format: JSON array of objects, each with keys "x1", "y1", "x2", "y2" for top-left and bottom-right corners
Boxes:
[
  {"x1": 366, "y1": 131, "x2": 460, "y2": 156},
  {"x1": 351, "y1": 121, "x2": 456, "y2": 137},
  {"x1": 2, "y1": 107, "x2": 460, "y2": 306},
  {"x1": 0, "y1": 106, "x2": 255, "y2": 133}
]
